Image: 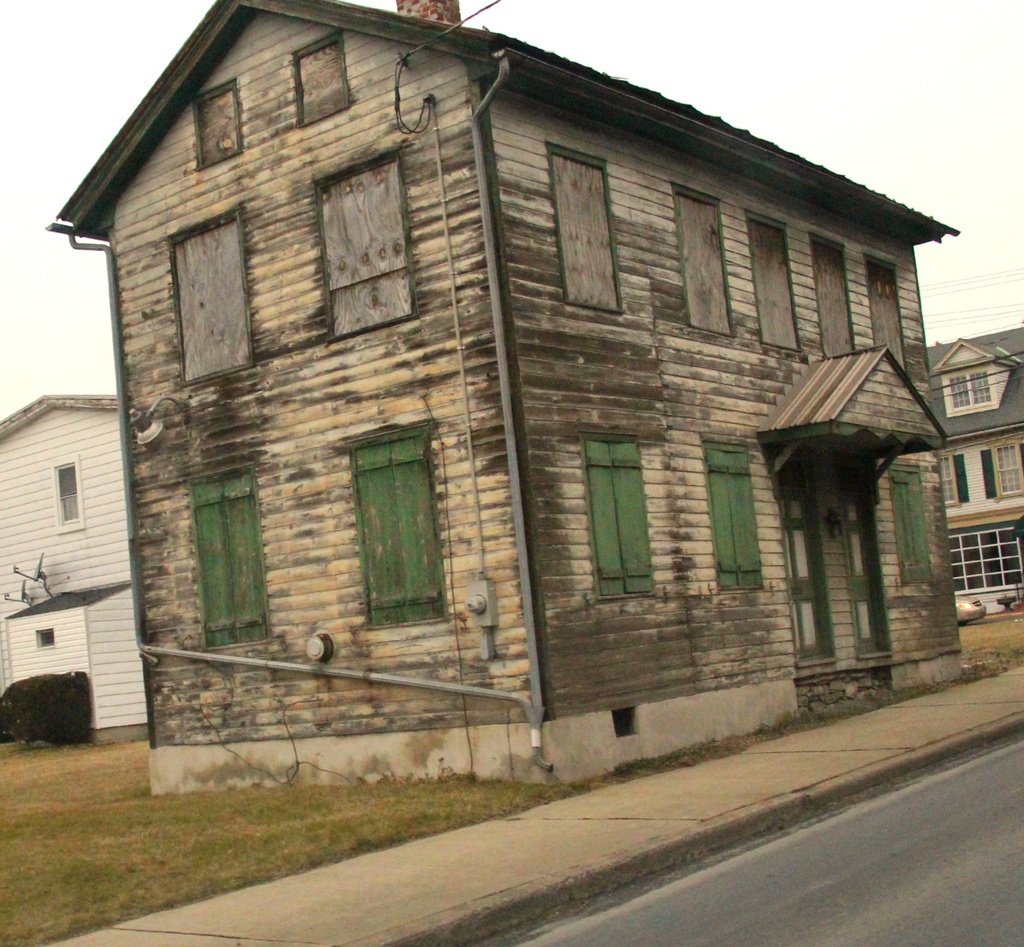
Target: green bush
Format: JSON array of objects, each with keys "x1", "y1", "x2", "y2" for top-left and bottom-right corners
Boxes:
[{"x1": 0, "y1": 672, "x2": 92, "y2": 744}]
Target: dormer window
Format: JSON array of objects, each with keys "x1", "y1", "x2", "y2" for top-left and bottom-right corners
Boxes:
[{"x1": 950, "y1": 372, "x2": 991, "y2": 410}]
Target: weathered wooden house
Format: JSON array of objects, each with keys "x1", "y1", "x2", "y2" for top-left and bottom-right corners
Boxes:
[
  {"x1": 0, "y1": 397, "x2": 147, "y2": 742},
  {"x1": 54, "y1": 0, "x2": 960, "y2": 791}
]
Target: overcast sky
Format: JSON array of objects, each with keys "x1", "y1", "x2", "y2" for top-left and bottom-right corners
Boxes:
[{"x1": 1, "y1": 0, "x2": 1020, "y2": 421}]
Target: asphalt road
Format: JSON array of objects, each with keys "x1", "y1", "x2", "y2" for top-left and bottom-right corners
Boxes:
[{"x1": 513, "y1": 735, "x2": 1024, "y2": 946}]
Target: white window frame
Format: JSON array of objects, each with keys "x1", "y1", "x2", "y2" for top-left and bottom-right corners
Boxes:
[
  {"x1": 36, "y1": 629, "x2": 56, "y2": 649},
  {"x1": 54, "y1": 458, "x2": 85, "y2": 531},
  {"x1": 995, "y1": 444, "x2": 1022, "y2": 496},
  {"x1": 939, "y1": 455, "x2": 957, "y2": 505},
  {"x1": 948, "y1": 371, "x2": 992, "y2": 412}
]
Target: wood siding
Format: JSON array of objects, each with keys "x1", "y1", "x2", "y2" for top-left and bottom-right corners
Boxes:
[
  {"x1": 0, "y1": 405, "x2": 145, "y2": 726},
  {"x1": 112, "y1": 14, "x2": 525, "y2": 748},
  {"x1": 489, "y1": 93, "x2": 953, "y2": 717}
]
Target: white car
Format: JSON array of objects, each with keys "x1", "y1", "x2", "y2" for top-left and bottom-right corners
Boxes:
[{"x1": 955, "y1": 596, "x2": 987, "y2": 626}]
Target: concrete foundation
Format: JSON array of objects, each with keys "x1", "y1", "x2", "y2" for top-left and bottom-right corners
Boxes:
[
  {"x1": 149, "y1": 678, "x2": 798, "y2": 794},
  {"x1": 890, "y1": 652, "x2": 962, "y2": 689}
]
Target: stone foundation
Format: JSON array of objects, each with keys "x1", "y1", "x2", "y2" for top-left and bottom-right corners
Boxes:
[{"x1": 796, "y1": 667, "x2": 892, "y2": 713}]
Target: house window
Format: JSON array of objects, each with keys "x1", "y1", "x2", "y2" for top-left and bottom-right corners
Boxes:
[
  {"x1": 867, "y1": 260, "x2": 903, "y2": 364},
  {"x1": 995, "y1": 445, "x2": 1022, "y2": 495},
  {"x1": 940, "y1": 454, "x2": 969, "y2": 505},
  {"x1": 352, "y1": 428, "x2": 445, "y2": 626},
  {"x1": 810, "y1": 239, "x2": 852, "y2": 356},
  {"x1": 890, "y1": 467, "x2": 930, "y2": 583},
  {"x1": 194, "y1": 81, "x2": 241, "y2": 168},
  {"x1": 295, "y1": 35, "x2": 349, "y2": 125},
  {"x1": 549, "y1": 149, "x2": 619, "y2": 310},
  {"x1": 55, "y1": 461, "x2": 82, "y2": 527},
  {"x1": 173, "y1": 216, "x2": 252, "y2": 381},
  {"x1": 981, "y1": 445, "x2": 1024, "y2": 499},
  {"x1": 950, "y1": 527, "x2": 1022, "y2": 592},
  {"x1": 949, "y1": 372, "x2": 992, "y2": 410},
  {"x1": 36, "y1": 629, "x2": 56, "y2": 649},
  {"x1": 748, "y1": 218, "x2": 797, "y2": 349},
  {"x1": 191, "y1": 470, "x2": 268, "y2": 648},
  {"x1": 676, "y1": 190, "x2": 730, "y2": 334},
  {"x1": 582, "y1": 438, "x2": 654, "y2": 596},
  {"x1": 704, "y1": 443, "x2": 762, "y2": 588},
  {"x1": 319, "y1": 159, "x2": 413, "y2": 337}
]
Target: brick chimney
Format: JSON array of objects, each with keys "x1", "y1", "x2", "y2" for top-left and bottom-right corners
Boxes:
[{"x1": 396, "y1": 0, "x2": 462, "y2": 24}]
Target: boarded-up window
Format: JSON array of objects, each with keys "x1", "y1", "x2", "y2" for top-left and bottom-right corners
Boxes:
[
  {"x1": 748, "y1": 219, "x2": 797, "y2": 349},
  {"x1": 583, "y1": 438, "x2": 653, "y2": 596},
  {"x1": 868, "y1": 260, "x2": 903, "y2": 364},
  {"x1": 550, "y1": 151, "x2": 619, "y2": 310},
  {"x1": 174, "y1": 218, "x2": 252, "y2": 381},
  {"x1": 296, "y1": 36, "x2": 349, "y2": 125},
  {"x1": 811, "y1": 240, "x2": 852, "y2": 356},
  {"x1": 194, "y1": 82, "x2": 241, "y2": 168},
  {"x1": 353, "y1": 429, "x2": 444, "y2": 626},
  {"x1": 320, "y1": 160, "x2": 413, "y2": 337},
  {"x1": 705, "y1": 443, "x2": 762, "y2": 588},
  {"x1": 676, "y1": 191, "x2": 730, "y2": 334},
  {"x1": 192, "y1": 470, "x2": 268, "y2": 648},
  {"x1": 890, "y1": 467, "x2": 930, "y2": 583}
]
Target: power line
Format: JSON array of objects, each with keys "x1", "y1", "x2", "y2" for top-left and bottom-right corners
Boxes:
[{"x1": 921, "y1": 267, "x2": 1024, "y2": 291}]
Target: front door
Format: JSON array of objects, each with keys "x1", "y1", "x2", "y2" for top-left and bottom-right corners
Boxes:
[
  {"x1": 780, "y1": 466, "x2": 833, "y2": 659},
  {"x1": 842, "y1": 476, "x2": 889, "y2": 653}
]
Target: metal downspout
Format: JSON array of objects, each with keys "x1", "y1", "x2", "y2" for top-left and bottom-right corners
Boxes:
[
  {"x1": 471, "y1": 54, "x2": 553, "y2": 772},
  {"x1": 47, "y1": 222, "x2": 156, "y2": 745}
]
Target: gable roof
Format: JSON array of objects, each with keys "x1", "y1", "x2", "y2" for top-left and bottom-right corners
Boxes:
[
  {"x1": 927, "y1": 327, "x2": 1024, "y2": 438},
  {"x1": 55, "y1": 0, "x2": 957, "y2": 245},
  {"x1": 761, "y1": 347, "x2": 945, "y2": 455},
  {"x1": 0, "y1": 396, "x2": 118, "y2": 445}
]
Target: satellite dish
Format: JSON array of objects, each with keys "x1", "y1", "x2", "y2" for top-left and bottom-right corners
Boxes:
[{"x1": 30, "y1": 553, "x2": 44, "y2": 582}]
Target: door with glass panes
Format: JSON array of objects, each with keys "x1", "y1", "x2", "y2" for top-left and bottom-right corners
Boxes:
[
  {"x1": 842, "y1": 474, "x2": 889, "y2": 653},
  {"x1": 780, "y1": 469, "x2": 833, "y2": 658}
]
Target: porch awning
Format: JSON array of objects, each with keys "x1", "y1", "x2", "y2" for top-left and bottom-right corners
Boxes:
[{"x1": 759, "y1": 347, "x2": 945, "y2": 458}]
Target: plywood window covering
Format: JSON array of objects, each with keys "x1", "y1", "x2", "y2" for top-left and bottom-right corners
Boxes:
[
  {"x1": 296, "y1": 35, "x2": 349, "y2": 125},
  {"x1": 705, "y1": 444, "x2": 762, "y2": 588},
  {"x1": 174, "y1": 217, "x2": 252, "y2": 381},
  {"x1": 676, "y1": 191, "x2": 730, "y2": 335},
  {"x1": 320, "y1": 160, "x2": 413, "y2": 337},
  {"x1": 192, "y1": 470, "x2": 268, "y2": 648},
  {"x1": 55, "y1": 462, "x2": 81, "y2": 526},
  {"x1": 549, "y1": 151, "x2": 619, "y2": 310},
  {"x1": 890, "y1": 467, "x2": 930, "y2": 583},
  {"x1": 748, "y1": 219, "x2": 797, "y2": 349},
  {"x1": 811, "y1": 240, "x2": 852, "y2": 356},
  {"x1": 352, "y1": 429, "x2": 444, "y2": 626},
  {"x1": 583, "y1": 438, "x2": 653, "y2": 596},
  {"x1": 194, "y1": 81, "x2": 241, "y2": 168},
  {"x1": 867, "y1": 260, "x2": 904, "y2": 364}
]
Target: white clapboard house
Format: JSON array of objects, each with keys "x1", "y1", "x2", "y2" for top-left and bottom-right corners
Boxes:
[{"x1": 0, "y1": 397, "x2": 147, "y2": 742}]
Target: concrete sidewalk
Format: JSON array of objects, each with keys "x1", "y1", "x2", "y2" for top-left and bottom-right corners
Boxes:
[{"x1": 56, "y1": 668, "x2": 1024, "y2": 947}]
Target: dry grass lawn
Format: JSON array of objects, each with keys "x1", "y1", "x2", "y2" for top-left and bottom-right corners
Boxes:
[{"x1": 3, "y1": 617, "x2": 1023, "y2": 947}]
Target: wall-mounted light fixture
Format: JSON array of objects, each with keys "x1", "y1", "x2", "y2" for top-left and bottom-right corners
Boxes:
[{"x1": 130, "y1": 396, "x2": 185, "y2": 445}]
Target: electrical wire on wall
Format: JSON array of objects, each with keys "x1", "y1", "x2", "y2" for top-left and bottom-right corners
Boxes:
[{"x1": 393, "y1": 0, "x2": 505, "y2": 134}]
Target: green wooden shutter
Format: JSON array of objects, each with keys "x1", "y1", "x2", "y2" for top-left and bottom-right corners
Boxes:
[
  {"x1": 192, "y1": 471, "x2": 267, "y2": 648},
  {"x1": 705, "y1": 445, "x2": 762, "y2": 588},
  {"x1": 981, "y1": 449, "x2": 997, "y2": 498},
  {"x1": 953, "y1": 453, "x2": 969, "y2": 503},
  {"x1": 354, "y1": 431, "x2": 444, "y2": 625},
  {"x1": 584, "y1": 439, "x2": 653, "y2": 596},
  {"x1": 891, "y1": 469, "x2": 931, "y2": 583}
]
